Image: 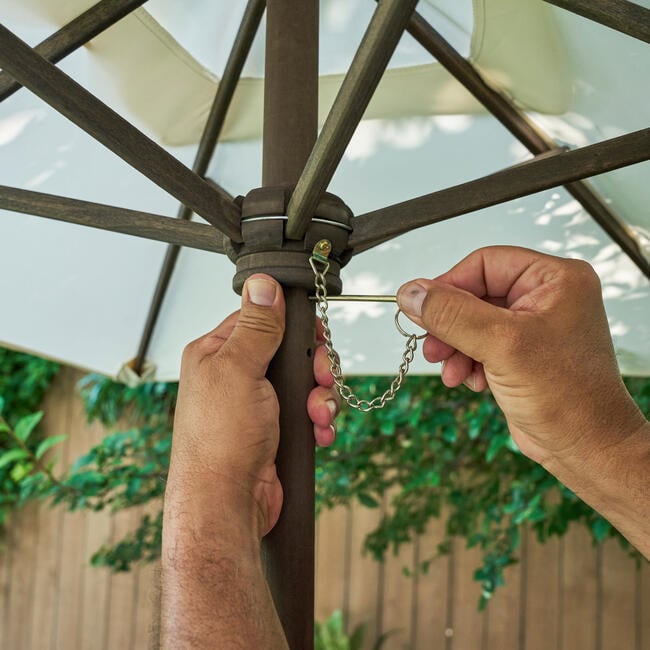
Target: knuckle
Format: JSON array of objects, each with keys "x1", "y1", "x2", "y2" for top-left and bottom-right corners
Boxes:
[
  {"x1": 566, "y1": 258, "x2": 600, "y2": 289},
  {"x1": 238, "y1": 309, "x2": 284, "y2": 338},
  {"x1": 182, "y1": 338, "x2": 202, "y2": 363}
]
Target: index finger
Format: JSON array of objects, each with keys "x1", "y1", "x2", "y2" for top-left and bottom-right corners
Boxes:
[{"x1": 436, "y1": 246, "x2": 563, "y2": 307}]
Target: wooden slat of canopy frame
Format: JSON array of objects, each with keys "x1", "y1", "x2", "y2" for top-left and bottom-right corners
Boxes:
[
  {"x1": 543, "y1": 0, "x2": 650, "y2": 44},
  {"x1": 350, "y1": 128, "x2": 650, "y2": 280},
  {"x1": 403, "y1": 8, "x2": 649, "y2": 280},
  {"x1": 0, "y1": 24, "x2": 242, "y2": 243},
  {"x1": 0, "y1": 0, "x2": 149, "y2": 102},
  {"x1": 133, "y1": 0, "x2": 266, "y2": 374},
  {"x1": 284, "y1": 0, "x2": 419, "y2": 240},
  {"x1": 0, "y1": 186, "x2": 227, "y2": 253}
]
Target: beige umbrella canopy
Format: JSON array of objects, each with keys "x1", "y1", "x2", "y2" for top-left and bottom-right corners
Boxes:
[{"x1": 0, "y1": 0, "x2": 649, "y2": 646}]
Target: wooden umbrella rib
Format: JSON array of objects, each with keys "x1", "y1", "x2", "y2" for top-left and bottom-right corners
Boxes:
[
  {"x1": 132, "y1": 0, "x2": 266, "y2": 374},
  {"x1": 0, "y1": 0, "x2": 149, "y2": 103},
  {"x1": 284, "y1": 0, "x2": 419, "y2": 240},
  {"x1": 350, "y1": 129, "x2": 650, "y2": 278},
  {"x1": 403, "y1": 9, "x2": 649, "y2": 279},
  {"x1": 0, "y1": 186, "x2": 227, "y2": 253},
  {"x1": 0, "y1": 24, "x2": 242, "y2": 242},
  {"x1": 543, "y1": 0, "x2": 650, "y2": 44}
]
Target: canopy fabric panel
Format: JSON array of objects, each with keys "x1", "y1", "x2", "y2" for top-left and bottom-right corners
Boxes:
[
  {"x1": 7, "y1": 0, "x2": 571, "y2": 145},
  {"x1": 0, "y1": 0, "x2": 648, "y2": 380}
]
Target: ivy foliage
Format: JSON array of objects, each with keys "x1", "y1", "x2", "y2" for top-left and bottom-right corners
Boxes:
[
  {"x1": 0, "y1": 348, "x2": 60, "y2": 527},
  {"x1": 318, "y1": 376, "x2": 647, "y2": 607},
  {"x1": 0, "y1": 347, "x2": 648, "y2": 607}
]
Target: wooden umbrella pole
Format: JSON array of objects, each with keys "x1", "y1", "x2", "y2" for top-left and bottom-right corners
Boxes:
[{"x1": 261, "y1": 1, "x2": 319, "y2": 649}]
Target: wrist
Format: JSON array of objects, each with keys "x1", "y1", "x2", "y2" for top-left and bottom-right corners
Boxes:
[
  {"x1": 163, "y1": 466, "x2": 265, "y2": 567},
  {"x1": 543, "y1": 419, "x2": 650, "y2": 555}
]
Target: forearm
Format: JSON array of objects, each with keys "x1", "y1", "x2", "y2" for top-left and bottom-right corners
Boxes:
[
  {"x1": 161, "y1": 476, "x2": 288, "y2": 650},
  {"x1": 544, "y1": 420, "x2": 650, "y2": 558}
]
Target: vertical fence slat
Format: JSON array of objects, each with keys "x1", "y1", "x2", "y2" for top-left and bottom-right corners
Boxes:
[
  {"x1": 601, "y1": 538, "x2": 637, "y2": 650},
  {"x1": 54, "y1": 371, "x2": 93, "y2": 650},
  {"x1": 132, "y1": 559, "x2": 160, "y2": 650},
  {"x1": 380, "y1": 532, "x2": 416, "y2": 648},
  {"x1": 315, "y1": 506, "x2": 350, "y2": 623},
  {"x1": 560, "y1": 527, "x2": 598, "y2": 650},
  {"x1": 524, "y1": 533, "x2": 561, "y2": 650},
  {"x1": 412, "y1": 516, "x2": 450, "y2": 649},
  {"x1": 485, "y1": 558, "x2": 522, "y2": 650},
  {"x1": 448, "y1": 540, "x2": 485, "y2": 649},
  {"x1": 379, "y1": 487, "x2": 417, "y2": 649},
  {"x1": 5, "y1": 504, "x2": 39, "y2": 650},
  {"x1": 30, "y1": 368, "x2": 75, "y2": 650},
  {"x1": 104, "y1": 508, "x2": 142, "y2": 650},
  {"x1": 79, "y1": 416, "x2": 113, "y2": 650},
  {"x1": 641, "y1": 561, "x2": 650, "y2": 650},
  {"x1": 345, "y1": 501, "x2": 383, "y2": 650}
]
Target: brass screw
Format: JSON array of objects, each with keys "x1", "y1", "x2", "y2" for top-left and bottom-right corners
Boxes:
[{"x1": 314, "y1": 239, "x2": 332, "y2": 257}]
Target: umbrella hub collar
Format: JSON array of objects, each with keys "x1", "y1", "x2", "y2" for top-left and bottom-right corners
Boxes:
[{"x1": 228, "y1": 186, "x2": 353, "y2": 294}]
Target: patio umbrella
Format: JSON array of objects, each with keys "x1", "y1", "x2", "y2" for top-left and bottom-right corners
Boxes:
[{"x1": 0, "y1": 0, "x2": 649, "y2": 646}]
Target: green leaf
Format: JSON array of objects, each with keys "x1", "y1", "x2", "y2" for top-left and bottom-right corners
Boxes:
[
  {"x1": 592, "y1": 517, "x2": 611, "y2": 542},
  {"x1": 486, "y1": 434, "x2": 508, "y2": 463},
  {"x1": 0, "y1": 448, "x2": 29, "y2": 469},
  {"x1": 35, "y1": 434, "x2": 68, "y2": 460},
  {"x1": 357, "y1": 493, "x2": 379, "y2": 508},
  {"x1": 349, "y1": 623, "x2": 367, "y2": 650},
  {"x1": 15, "y1": 411, "x2": 44, "y2": 443},
  {"x1": 10, "y1": 461, "x2": 33, "y2": 482}
]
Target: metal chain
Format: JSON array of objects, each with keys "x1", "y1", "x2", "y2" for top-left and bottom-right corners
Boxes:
[{"x1": 309, "y1": 248, "x2": 421, "y2": 412}]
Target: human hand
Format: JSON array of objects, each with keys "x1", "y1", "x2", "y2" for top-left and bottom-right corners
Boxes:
[
  {"x1": 396, "y1": 246, "x2": 646, "y2": 467},
  {"x1": 169, "y1": 274, "x2": 338, "y2": 539}
]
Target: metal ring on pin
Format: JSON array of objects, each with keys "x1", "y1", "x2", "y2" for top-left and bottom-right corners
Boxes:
[{"x1": 394, "y1": 310, "x2": 428, "y2": 340}]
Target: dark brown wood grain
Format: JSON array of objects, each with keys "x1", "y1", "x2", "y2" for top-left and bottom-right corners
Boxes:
[
  {"x1": 284, "y1": 0, "x2": 419, "y2": 240},
  {"x1": 0, "y1": 185, "x2": 227, "y2": 253},
  {"x1": 544, "y1": 0, "x2": 650, "y2": 44},
  {"x1": 350, "y1": 128, "x2": 650, "y2": 272},
  {"x1": 132, "y1": 0, "x2": 265, "y2": 373},
  {"x1": 0, "y1": 0, "x2": 148, "y2": 102},
  {"x1": 0, "y1": 24, "x2": 242, "y2": 242},
  {"x1": 261, "y1": 2, "x2": 319, "y2": 649}
]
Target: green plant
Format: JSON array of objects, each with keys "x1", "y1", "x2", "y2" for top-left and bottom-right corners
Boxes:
[
  {"x1": 0, "y1": 348, "x2": 60, "y2": 527},
  {"x1": 314, "y1": 611, "x2": 393, "y2": 650},
  {"x1": 316, "y1": 376, "x2": 648, "y2": 607},
  {"x1": 1, "y1": 346, "x2": 648, "y2": 606}
]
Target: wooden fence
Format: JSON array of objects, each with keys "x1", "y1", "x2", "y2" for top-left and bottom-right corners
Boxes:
[{"x1": 0, "y1": 367, "x2": 648, "y2": 649}]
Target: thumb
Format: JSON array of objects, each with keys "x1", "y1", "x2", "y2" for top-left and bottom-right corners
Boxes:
[
  {"x1": 222, "y1": 274, "x2": 286, "y2": 377},
  {"x1": 397, "y1": 279, "x2": 510, "y2": 363}
]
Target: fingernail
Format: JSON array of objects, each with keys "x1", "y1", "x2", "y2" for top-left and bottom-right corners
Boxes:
[
  {"x1": 464, "y1": 375, "x2": 477, "y2": 392},
  {"x1": 397, "y1": 282, "x2": 427, "y2": 317},
  {"x1": 326, "y1": 399, "x2": 337, "y2": 418},
  {"x1": 247, "y1": 278, "x2": 277, "y2": 306}
]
